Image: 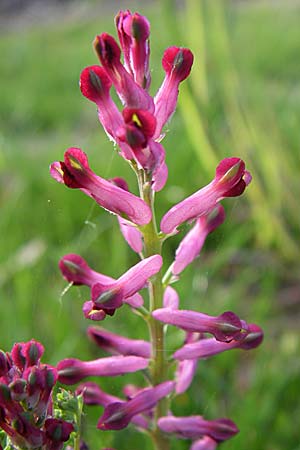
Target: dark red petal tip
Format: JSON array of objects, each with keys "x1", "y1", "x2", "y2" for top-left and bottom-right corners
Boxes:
[
  {"x1": 162, "y1": 47, "x2": 194, "y2": 81},
  {"x1": 80, "y1": 65, "x2": 112, "y2": 102}
]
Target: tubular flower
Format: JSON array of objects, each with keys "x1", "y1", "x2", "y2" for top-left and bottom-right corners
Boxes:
[
  {"x1": 115, "y1": 10, "x2": 151, "y2": 89},
  {"x1": 175, "y1": 332, "x2": 200, "y2": 395},
  {"x1": 76, "y1": 382, "x2": 148, "y2": 429},
  {"x1": 59, "y1": 254, "x2": 114, "y2": 287},
  {"x1": 161, "y1": 157, "x2": 252, "y2": 234},
  {"x1": 152, "y1": 309, "x2": 244, "y2": 342},
  {"x1": 57, "y1": 356, "x2": 149, "y2": 385},
  {"x1": 97, "y1": 381, "x2": 175, "y2": 430},
  {"x1": 90, "y1": 254, "x2": 162, "y2": 313},
  {"x1": 94, "y1": 33, "x2": 154, "y2": 112},
  {"x1": 157, "y1": 415, "x2": 239, "y2": 442},
  {"x1": 163, "y1": 286, "x2": 180, "y2": 310},
  {"x1": 154, "y1": 46, "x2": 194, "y2": 139},
  {"x1": 190, "y1": 436, "x2": 218, "y2": 450},
  {"x1": 59, "y1": 253, "x2": 144, "y2": 312},
  {"x1": 87, "y1": 326, "x2": 151, "y2": 358},
  {"x1": 174, "y1": 324, "x2": 264, "y2": 360},
  {"x1": 50, "y1": 147, "x2": 152, "y2": 226},
  {"x1": 172, "y1": 205, "x2": 225, "y2": 275}
]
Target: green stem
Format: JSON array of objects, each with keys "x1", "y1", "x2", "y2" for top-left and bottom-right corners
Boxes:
[{"x1": 138, "y1": 175, "x2": 170, "y2": 450}]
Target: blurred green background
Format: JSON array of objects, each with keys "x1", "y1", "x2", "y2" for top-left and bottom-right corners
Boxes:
[{"x1": 0, "y1": 0, "x2": 299, "y2": 449}]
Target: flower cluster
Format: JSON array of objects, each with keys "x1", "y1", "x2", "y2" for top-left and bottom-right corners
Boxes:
[
  {"x1": 48, "y1": 9, "x2": 262, "y2": 450},
  {"x1": 0, "y1": 340, "x2": 73, "y2": 450}
]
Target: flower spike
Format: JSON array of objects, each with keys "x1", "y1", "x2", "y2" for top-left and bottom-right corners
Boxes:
[{"x1": 161, "y1": 157, "x2": 251, "y2": 234}]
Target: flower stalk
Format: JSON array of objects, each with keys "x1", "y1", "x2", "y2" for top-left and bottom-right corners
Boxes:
[{"x1": 46, "y1": 8, "x2": 263, "y2": 450}]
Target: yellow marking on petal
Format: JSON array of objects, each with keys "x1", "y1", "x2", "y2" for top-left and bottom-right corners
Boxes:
[
  {"x1": 68, "y1": 155, "x2": 84, "y2": 171},
  {"x1": 132, "y1": 113, "x2": 142, "y2": 128},
  {"x1": 219, "y1": 162, "x2": 241, "y2": 184},
  {"x1": 55, "y1": 166, "x2": 64, "y2": 177}
]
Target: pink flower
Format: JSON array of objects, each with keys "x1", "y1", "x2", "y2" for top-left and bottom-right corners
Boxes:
[
  {"x1": 190, "y1": 437, "x2": 217, "y2": 450},
  {"x1": 152, "y1": 309, "x2": 244, "y2": 342},
  {"x1": 163, "y1": 286, "x2": 179, "y2": 309},
  {"x1": 116, "y1": 10, "x2": 151, "y2": 89},
  {"x1": 174, "y1": 332, "x2": 200, "y2": 394},
  {"x1": 175, "y1": 359, "x2": 198, "y2": 395},
  {"x1": 97, "y1": 381, "x2": 174, "y2": 430},
  {"x1": 160, "y1": 158, "x2": 252, "y2": 234},
  {"x1": 154, "y1": 46, "x2": 194, "y2": 139},
  {"x1": 76, "y1": 381, "x2": 149, "y2": 429},
  {"x1": 59, "y1": 253, "x2": 114, "y2": 287},
  {"x1": 94, "y1": 33, "x2": 154, "y2": 111},
  {"x1": 174, "y1": 324, "x2": 264, "y2": 360},
  {"x1": 57, "y1": 355, "x2": 149, "y2": 385},
  {"x1": 87, "y1": 326, "x2": 151, "y2": 358},
  {"x1": 157, "y1": 415, "x2": 239, "y2": 442},
  {"x1": 90, "y1": 255, "x2": 162, "y2": 312},
  {"x1": 50, "y1": 147, "x2": 152, "y2": 226},
  {"x1": 172, "y1": 205, "x2": 225, "y2": 275}
]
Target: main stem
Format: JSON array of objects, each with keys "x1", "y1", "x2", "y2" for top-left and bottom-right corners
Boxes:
[{"x1": 139, "y1": 175, "x2": 170, "y2": 450}]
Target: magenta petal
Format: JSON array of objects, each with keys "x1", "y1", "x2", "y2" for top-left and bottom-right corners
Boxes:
[
  {"x1": 118, "y1": 11, "x2": 151, "y2": 89},
  {"x1": 94, "y1": 33, "x2": 154, "y2": 111},
  {"x1": 91, "y1": 254, "x2": 162, "y2": 309},
  {"x1": 154, "y1": 47, "x2": 194, "y2": 139},
  {"x1": 163, "y1": 286, "x2": 179, "y2": 309},
  {"x1": 53, "y1": 148, "x2": 152, "y2": 226},
  {"x1": 190, "y1": 437, "x2": 218, "y2": 450},
  {"x1": 97, "y1": 381, "x2": 174, "y2": 430},
  {"x1": 160, "y1": 158, "x2": 250, "y2": 234},
  {"x1": 172, "y1": 205, "x2": 225, "y2": 275},
  {"x1": 175, "y1": 359, "x2": 198, "y2": 394},
  {"x1": 118, "y1": 217, "x2": 143, "y2": 253},
  {"x1": 123, "y1": 293, "x2": 144, "y2": 308},
  {"x1": 174, "y1": 324, "x2": 263, "y2": 360},
  {"x1": 117, "y1": 254, "x2": 163, "y2": 298},
  {"x1": 57, "y1": 356, "x2": 149, "y2": 385},
  {"x1": 157, "y1": 415, "x2": 238, "y2": 442},
  {"x1": 59, "y1": 254, "x2": 114, "y2": 286},
  {"x1": 87, "y1": 326, "x2": 151, "y2": 358},
  {"x1": 82, "y1": 301, "x2": 107, "y2": 321},
  {"x1": 152, "y1": 309, "x2": 242, "y2": 342},
  {"x1": 76, "y1": 381, "x2": 120, "y2": 406}
]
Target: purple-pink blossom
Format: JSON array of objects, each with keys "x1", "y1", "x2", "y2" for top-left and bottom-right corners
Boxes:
[
  {"x1": 57, "y1": 355, "x2": 149, "y2": 385},
  {"x1": 157, "y1": 415, "x2": 239, "y2": 442},
  {"x1": 154, "y1": 46, "x2": 194, "y2": 139},
  {"x1": 87, "y1": 326, "x2": 151, "y2": 358},
  {"x1": 174, "y1": 324, "x2": 264, "y2": 360},
  {"x1": 172, "y1": 205, "x2": 225, "y2": 275},
  {"x1": 98, "y1": 381, "x2": 175, "y2": 430},
  {"x1": 50, "y1": 147, "x2": 152, "y2": 226},
  {"x1": 90, "y1": 254, "x2": 162, "y2": 312},
  {"x1": 160, "y1": 157, "x2": 252, "y2": 234},
  {"x1": 152, "y1": 308, "x2": 244, "y2": 342}
]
